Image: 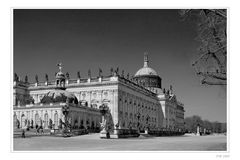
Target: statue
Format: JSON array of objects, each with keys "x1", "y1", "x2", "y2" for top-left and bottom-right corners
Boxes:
[
  {"x1": 100, "y1": 119, "x2": 107, "y2": 130},
  {"x1": 166, "y1": 89, "x2": 170, "y2": 95},
  {"x1": 14, "y1": 73, "x2": 18, "y2": 82},
  {"x1": 170, "y1": 85, "x2": 173, "y2": 94},
  {"x1": 45, "y1": 74, "x2": 48, "y2": 82},
  {"x1": 115, "y1": 122, "x2": 119, "y2": 128},
  {"x1": 99, "y1": 104, "x2": 113, "y2": 138},
  {"x1": 66, "y1": 72, "x2": 70, "y2": 79},
  {"x1": 116, "y1": 67, "x2": 119, "y2": 75},
  {"x1": 88, "y1": 69, "x2": 91, "y2": 78},
  {"x1": 35, "y1": 75, "x2": 38, "y2": 83},
  {"x1": 99, "y1": 68, "x2": 102, "y2": 77},
  {"x1": 77, "y1": 71, "x2": 81, "y2": 79},
  {"x1": 110, "y1": 68, "x2": 113, "y2": 76},
  {"x1": 25, "y1": 75, "x2": 28, "y2": 83}
]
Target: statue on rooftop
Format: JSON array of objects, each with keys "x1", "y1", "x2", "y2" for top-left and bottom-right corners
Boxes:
[
  {"x1": 88, "y1": 69, "x2": 91, "y2": 78},
  {"x1": 35, "y1": 75, "x2": 38, "y2": 83},
  {"x1": 14, "y1": 73, "x2": 18, "y2": 82},
  {"x1": 66, "y1": 72, "x2": 70, "y2": 79},
  {"x1": 25, "y1": 75, "x2": 28, "y2": 83},
  {"x1": 45, "y1": 74, "x2": 48, "y2": 82},
  {"x1": 77, "y1": 71, "x2": 81, "y2": 79},
  {"x1": 110, "y1": 68, "x2": 113, "y2": 76},
  {"x1": 115, "y1": 67, "x2": 119, "y2": 75},
  {"x1": 99, "y1": 68, "x2": 102, "y2": 77}
]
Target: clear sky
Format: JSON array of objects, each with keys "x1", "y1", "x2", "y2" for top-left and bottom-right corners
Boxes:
[{"x1": 13, "y1": 9, "x2": 226, "y2": 123}]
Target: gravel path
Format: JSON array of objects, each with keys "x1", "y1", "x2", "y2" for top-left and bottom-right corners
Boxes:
[{"x1": 13, "y1": 134, "x2": 227, "y2": 151}]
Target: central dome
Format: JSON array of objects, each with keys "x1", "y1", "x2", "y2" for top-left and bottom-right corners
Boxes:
[
  {"x1": 133, "y1": 52, "x2": 162, "y2": 89},
  {"x1": 134, "y1": 52, "x2": 158, "y2": 77},
  {"x1": 135, "y1": 66, "x2": 158, "y2": 77}
]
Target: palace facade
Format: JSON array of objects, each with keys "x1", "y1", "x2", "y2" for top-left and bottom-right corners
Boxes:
[{"x1": 13, "y1": 53, "x2": 185, "y2": 138}]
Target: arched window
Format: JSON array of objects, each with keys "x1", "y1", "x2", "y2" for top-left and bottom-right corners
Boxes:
[
  {"x1": 54, "y1": 112, "x2": 58, "y2": 129},
  {"x1": 44, "y1": 113, "x2": 49, "y2": 129},
  {"x1": 35, "y1": 113, "x2": 40, "y2": 126},
  {"x1": 21, "y1": 113, "x2": 26, "y2": 127}
]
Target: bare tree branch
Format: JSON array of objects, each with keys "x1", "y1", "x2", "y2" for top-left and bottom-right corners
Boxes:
[
  {"x1": 209, "y1": 9, "x2": 227, "y2": 19},
  {"x1": 201, "y1": 79, "x2": 226, "y2": 85},
  {"x1": 192, "y1": 45, "x2": 226, "y2": 66},
  {"x1": 181, "y1": 9, "x2": 227, "y2": 86},
  {"x1": 197, "y1": 71, "x2": 226, "y2": 80}
]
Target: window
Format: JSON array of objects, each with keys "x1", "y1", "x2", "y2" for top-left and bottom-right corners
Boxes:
[
  {"x1": 54, "y1": 112, "x2": 58, "y2": 129},
  {"x1": 44, "y1": 113, "x2": 49, "y2": 129},
  {"x1": 35, "y1": 113, "x2": 40, "y2": 126}
]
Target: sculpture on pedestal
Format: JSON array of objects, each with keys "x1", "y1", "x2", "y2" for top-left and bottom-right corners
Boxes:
[
  {"x1": 62, "y1": 104, "x2": 71, "y2": 137},
  {"x1": 88, "y1": 69, "x2": 91, "y2": 78},
  {"x1": 45, "y1": 74, "x2": 48, "y2": 82},
  {"x1": 35, "y1": 75, "x2": 38, "y2": 83},
  {"x1": 110, "y1": 68, "x2": 113, "y2": 76},
  {"x1": 66, "y1": 72, "x2": 70, "y2": 79},
  {"x1": 77, "y1": 71, "x2": 81, "y2": 79},
  {"x1": 99, "y1": 104, "x2": 114, "y2": 138},
  {"x1": 14, "y1": 73, "x2": 19, "y2": 82},
  {"x1": 99, "y1": 68, "x2": 102, "y2": 78},
  {"x1": 115, "y1": 67, "x2": 119, "y2": 75},
  {"x1": 25, "y1": 75, "x2": 28, "y2": 83}
]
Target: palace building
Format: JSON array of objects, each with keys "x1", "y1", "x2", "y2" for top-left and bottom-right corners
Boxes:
[{"x1": 13, "y1": 53, "x2": 185, "y2": 138}]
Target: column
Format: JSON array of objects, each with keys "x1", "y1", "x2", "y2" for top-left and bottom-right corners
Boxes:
[{"x1": 113, "y1": 89, "x2": 118, "y2": 128}]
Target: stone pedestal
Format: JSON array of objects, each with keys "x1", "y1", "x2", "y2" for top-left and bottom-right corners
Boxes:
[
  {"x1": 100, "y1": 129, "x2": 110, "y2": 139},
  {"x1": 110, "y1": 129, "x2": 120, "y2": 139},
  {"x1": 99, "y1": 132, "x2": 107, "y2": 138},
  {"x1": 145, "y1": 129, "x2": 148, "y2": 134},
  {"x1": 196, "y1": 126, "x2": 200, "y2": 136}
]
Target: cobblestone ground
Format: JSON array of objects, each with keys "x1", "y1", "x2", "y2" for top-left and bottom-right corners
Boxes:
[{"x1": 13, "y1": 134, "x2": 227, "y2": 151}]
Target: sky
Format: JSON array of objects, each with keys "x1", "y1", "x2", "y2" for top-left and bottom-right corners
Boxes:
[{"x1": 13, "y1": 9, "x2": 226, "y2": 123}]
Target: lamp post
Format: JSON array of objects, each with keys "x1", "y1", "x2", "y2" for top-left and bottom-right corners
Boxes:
[
  {"x1": 145, "y1": 115, "x2": 150, "y2": 134},
  {"x1": 137, "y1": 112, "x2": 141, "y2": 133}
]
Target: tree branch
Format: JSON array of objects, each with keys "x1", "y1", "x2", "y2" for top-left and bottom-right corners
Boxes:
[
  {"x1": 209, "y1": 9, "x2": 227, "y2": 19},
  {"x1": 201, "y1": 79, "x2": 227, "y2": 85},
  {"x1": 197, "y1": 71, "x2": 226, "y2": 80},
  {"x1": 192, "y1": 45, "x2": 226, "y2": 66}
]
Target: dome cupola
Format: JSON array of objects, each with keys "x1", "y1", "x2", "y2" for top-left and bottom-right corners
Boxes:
[
  {"x1": 133, "y1": 52, "x2": 162, "y2": 89},
  {"x1": 135, "y1": 52, "x2": 158, "y2": 77}
]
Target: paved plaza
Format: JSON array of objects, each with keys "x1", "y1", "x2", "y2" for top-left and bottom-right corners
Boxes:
[{"x1": 13, "y1": 134, "x2": 227, "y2": 151}]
